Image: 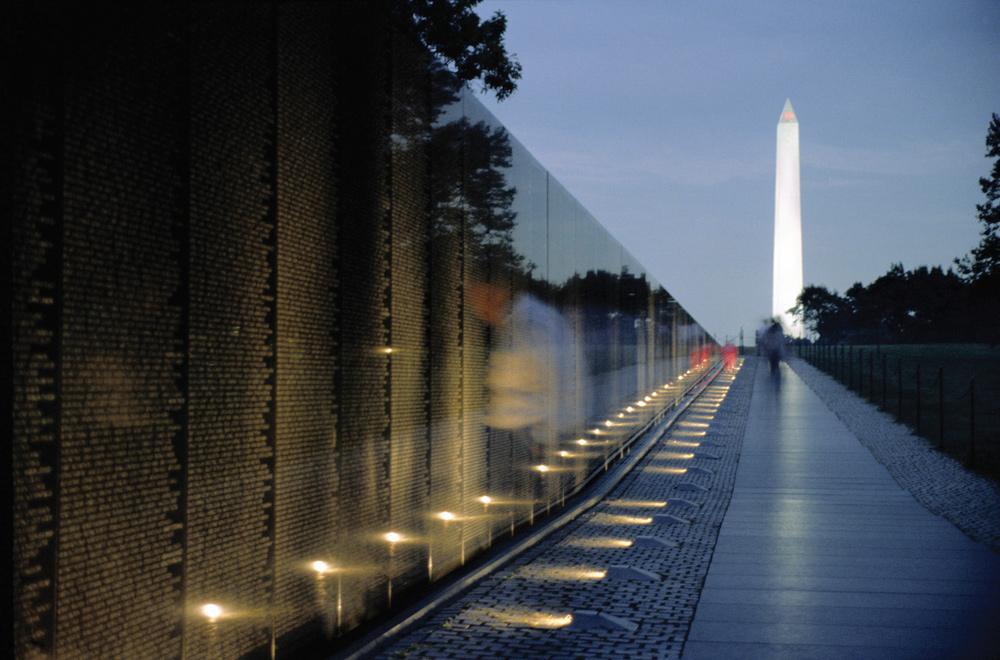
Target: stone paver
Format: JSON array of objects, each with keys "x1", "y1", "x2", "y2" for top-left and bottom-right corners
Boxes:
[
  {"x1": 683, "y1": 361, "x2": 1000, "y2": 660},
  {"x1": 789, "y1": 357, "x2": 1000, "y2": 551},
  {"x1": 380, "y1": 361, "x2": 755, "y2": 659}
]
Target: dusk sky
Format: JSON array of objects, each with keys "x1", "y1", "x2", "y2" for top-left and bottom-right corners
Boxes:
[{"x1": 476, "y1": 0, "x2": 1000, "y2": 343}]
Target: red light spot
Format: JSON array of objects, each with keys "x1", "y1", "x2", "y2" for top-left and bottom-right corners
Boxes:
[{"x1": 783, "y1": 112, "x2": 795, "y2": 120}]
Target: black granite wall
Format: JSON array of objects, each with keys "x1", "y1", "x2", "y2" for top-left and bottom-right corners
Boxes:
[{"x1": 5, "y1": 2, "x2": 715, "y2": 657}]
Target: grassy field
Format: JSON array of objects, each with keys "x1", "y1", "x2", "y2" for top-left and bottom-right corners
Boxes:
[{"x1": 797, "y1": 344, "x2": 1000, "y2": 477}]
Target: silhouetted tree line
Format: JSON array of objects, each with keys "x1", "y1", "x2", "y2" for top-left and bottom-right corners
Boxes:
[
  {"x1": 792, "y1": 264, "x2": 986, "y2": 344},
  {"x1": 795, "y1": 113, "x2": 1000, "y2": 345}
]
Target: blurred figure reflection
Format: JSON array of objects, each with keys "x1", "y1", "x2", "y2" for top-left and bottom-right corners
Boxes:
[
  {"x1": 468, "y1": 281, "x2": 580, "y2": 460},
  {"x1": 760, "y1": 319, "x2": 787, "y2": 378},
  {"x1": 722, "y1": 342, "x2": 738, "y2": 370}
]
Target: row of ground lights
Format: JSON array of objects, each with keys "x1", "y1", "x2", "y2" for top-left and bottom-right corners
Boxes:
[
  {"x1": 193, "y1": 362, "x2": 733, "y2": 632},
  {"x1": 483, "y1": 359, "x2": 742, "y2": 629}
]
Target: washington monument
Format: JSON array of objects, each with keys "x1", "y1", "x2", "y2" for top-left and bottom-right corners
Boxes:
[{"x1": 773, "y1": 98, "x2": 804, "y2": 338}]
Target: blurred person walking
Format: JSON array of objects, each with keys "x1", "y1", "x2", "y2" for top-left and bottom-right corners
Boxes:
[{"x1": 760, "y1": 320, "x2": 786, "y2": 376}]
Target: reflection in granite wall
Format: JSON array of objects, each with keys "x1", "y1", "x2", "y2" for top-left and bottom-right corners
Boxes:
[{"x1": 6, "y1": 2, "x2": 715, "y2": 657}]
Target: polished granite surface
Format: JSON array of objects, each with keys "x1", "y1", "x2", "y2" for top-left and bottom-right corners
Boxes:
[{"x1": 684, "y1": 362, "x2": 1000, "y2": 659}]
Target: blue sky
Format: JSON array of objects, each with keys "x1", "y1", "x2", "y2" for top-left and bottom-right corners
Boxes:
[{"x1": 475, "y1": 0, "x2": 1000, "y2": 342}]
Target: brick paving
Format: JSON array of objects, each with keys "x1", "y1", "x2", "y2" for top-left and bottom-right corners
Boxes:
[{"x1": 379, "y1": 360, "x2": 755, "y2": 659}]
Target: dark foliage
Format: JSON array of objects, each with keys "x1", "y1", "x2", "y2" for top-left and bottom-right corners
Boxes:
[
  {"x1": 957, "y1": 113, "x2": 1000, "y2": 282},
  {"x1": 395, "y1": 0, "x2": 522, "y2": 100},
  {"x1": 957, "y1": 113, "x2": 1000, "y2": 341},
  {"x1": 792, "y1": 263, "x2": 991, "y2": 344}
]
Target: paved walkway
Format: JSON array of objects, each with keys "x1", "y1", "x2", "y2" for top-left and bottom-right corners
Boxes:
[
  {"x1": 380, "y1": 364, "x2": 754, "y2": 659},
  {"x1": 684, "y1": 361, "x2": 1000, "y2": 659},
  {"x1": 374, "y1": 359, "x2": 1000, "y2": 659}
]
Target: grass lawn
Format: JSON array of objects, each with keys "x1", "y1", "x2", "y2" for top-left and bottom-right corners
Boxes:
[{"x1": 797, "y1": 343, "x2": 1000, "y2": 477}]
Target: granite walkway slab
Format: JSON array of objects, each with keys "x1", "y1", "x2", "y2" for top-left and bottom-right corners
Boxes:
[{"x1": 683, "y1": 361, "x2": 1000, "y2": 660}]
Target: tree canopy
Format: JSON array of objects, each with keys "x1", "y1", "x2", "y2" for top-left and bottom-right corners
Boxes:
[
  {"x1": 957, "y1": 113, "x2": 1000, "y2": 283},
  {"x1": 398, "y1": 0, "x2": 522, "y2": 100},
  {"x1": 791, "y1": 264, "x2": 983, "y2": 344}
]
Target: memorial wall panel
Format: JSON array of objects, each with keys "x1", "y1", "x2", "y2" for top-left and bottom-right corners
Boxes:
[
  {"x1": 428, "y1": 85, "x2": 466, "y2": 577},
  {"x1": 7, "y1": 3, "x2": 717, "y2": 657},
  {"x1": 332, "y1": 3, "x2": 392, "y2": 628},
  {"x1": 388, "y1": 30, "x2": 432, "y2": 594},
  {"x1": 11, "y1": 10, "x2": 63, "y2": 656},
  {"x1": 187, "y1": 5, "x2": 276, "y2": 657},
  {"x1": 459, "y1": 91, "x2": 494, "y2": 549},
  {"x1": 274, "y1": 2, "x2": 340, "y2": 643},
  {"x1": 56, "y1": 10, "x2": 187, "y2": 657}
]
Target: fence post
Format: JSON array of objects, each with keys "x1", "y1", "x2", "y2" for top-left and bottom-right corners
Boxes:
[
  {"x1": 938, "y1": 367, "x2": 944, "y2": 450},
  {"x1": 859, "y1": 349, "x2": 864, "y2": 397},
  {"x1": 869, "y1": 352, "x2": 875, "y2": 403},
  {"x1": 897, "y1": 359, "x2": 903, "y2": 421},
  {"x1": 915, "y1": 364, "x2": 922, "y2": 436},
  {"x1": 969, "y1": 377, "x2": 976, "y2": 468},
  {"x1": 861, "y1": 349, "x2": 866, "y2": 398},
  {"x1": 848, "y1": 346, "x2": 853, "y2": 390},
  {"x1": 881, "y1": 354, "x2": 887, "y2": 409}
]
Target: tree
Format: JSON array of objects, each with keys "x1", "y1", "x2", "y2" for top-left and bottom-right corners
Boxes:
[
  {"x1": 956, "y1": 113, "x2": 1000, "y2": 342},
  {"x1": 957, "y1": 113, "x2": 1000, "y2": 281},
  {"x1": 791, "y1": 286, "x2": 851, "y2": 343},
  {"x1": 397, "y1": 0, "x2": 522, "y2": 100}
]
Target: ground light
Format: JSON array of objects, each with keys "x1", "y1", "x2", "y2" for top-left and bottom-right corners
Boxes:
[
  {"x1": 605, "y1": 499, "x2": 667, "y2": 508},
  {"x1": 566, "y1": 537, "x2": 634, "y2": 549},
  {"x1": 534, "y1": 465, "x2": 552, "y2": 516},
  {"x1": 592, "y1": 513, "x2": 653, "y2": 526},
  {"x1": 528, "y1": 566, "x2": 607, "y2": 581},
  {"x1": 310, "y1": 560, "x2": 342, "y2": 634},
  {"x1": 478, "y1": 496, "x2": 493, "y2": 546},
  {"x1": 656, "y1": 452, "x2": 695, "y2": 460},
  {"x1": 384, "y1": 532, "x2": 402, "y2": 607},
  {"x1": 644, "y1": 466, "x2": 688, "y2": 475},
  {"x1": 475, "y1": 608, "x2": 574, "y2": 629},
  {"x1": 200, "y1": 603, "x2": 223, "y2": 622},
  {"x1": 199, "y1": 603, "x2": 224, "y2": 654}
]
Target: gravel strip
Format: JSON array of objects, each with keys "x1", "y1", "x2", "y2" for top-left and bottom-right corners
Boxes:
[
  {"x1": 789, "y1": 357, "x2": 1000, "y2": 552},
  {"x1": 378, "y1": 360, "x2": 756, "y2": 659}
]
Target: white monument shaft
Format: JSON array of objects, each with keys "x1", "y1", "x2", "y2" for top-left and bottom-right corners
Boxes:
[{"x1": 772, "y1": 99, "x2": 803, "y2": 338}]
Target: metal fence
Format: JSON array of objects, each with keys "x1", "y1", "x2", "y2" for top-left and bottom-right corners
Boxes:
[{"x1": 795, "y1": 344, "x2": 997, "y2": 475}]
